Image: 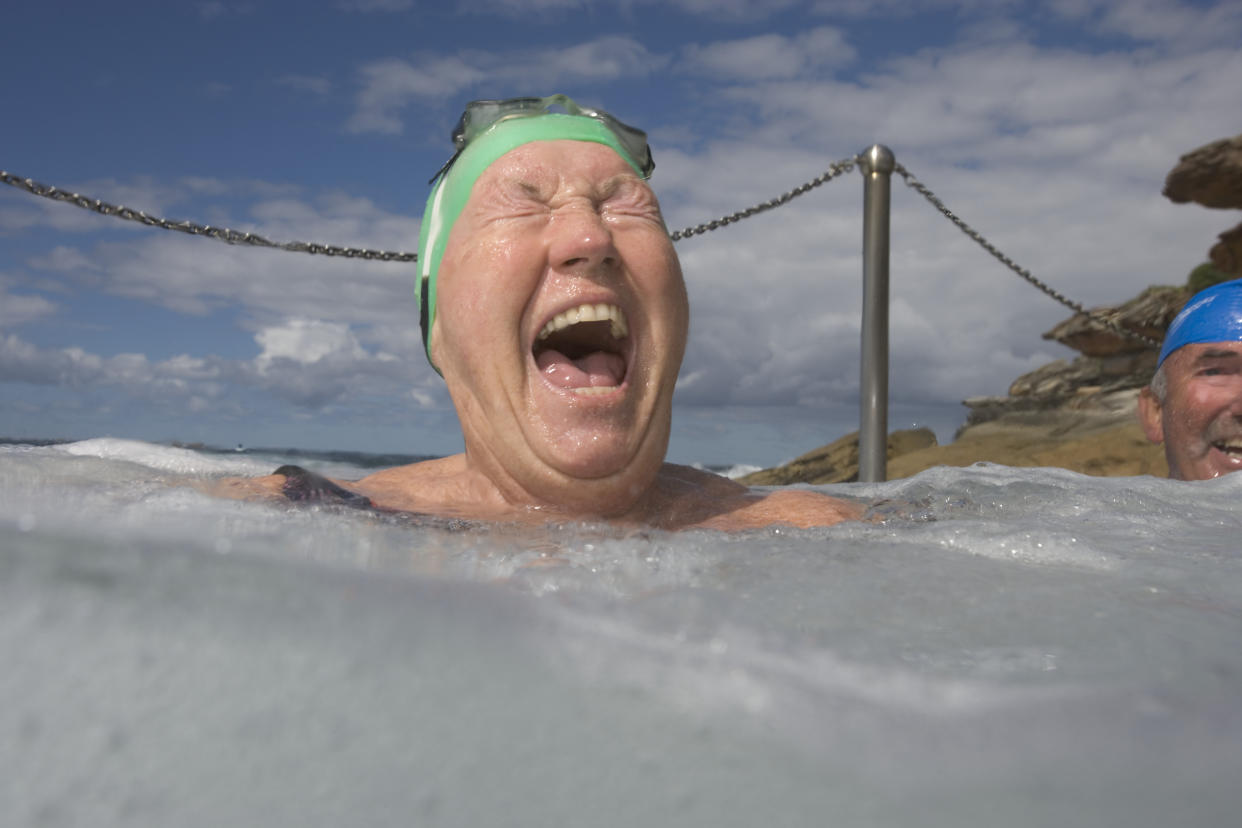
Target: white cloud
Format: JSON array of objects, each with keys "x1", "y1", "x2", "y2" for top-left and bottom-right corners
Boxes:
[
  {"x1": 0, "y1": 287, "x2": 56, "y2": 328},
  {"x1": 159, "y1": 354, "x2": 220, "y2": 381},
  {"x1": 27, "y1": 245, "x2": 100, "y2": 276},
  {"x1": 462, "y1": 0, "x2": 587, "y2": 10},
  {"x1": 197, "y1": 2, "x2": 254, "y2": 19},
  {"x1": 648, "y1": 20, "x2": 1239, "y2": 415},
  {"x1": 7, "y1": 1, "x2": 1239, "y2": 456},
  {"x1": 540, "y1": 37, "x2": 667, "y2": 81},
  {"x1": 0, "y1": 334, "x2": 117, "y2": 387},
  {"x1": 709, "y1": 37, "x2": 1242, "y2": 178},
  {"x1": 348, "y1": 56, "x2": 487, "y2": 134},
  {"x1": 276, "y1": 74, "x2": 333, "y2": 96},
  {"x1": 409, "y1": 388, "x2": 437, "y2": 408},
  {"x1": 1050, "y1": 0, "x2": 1242, "y2": 46},
  {"x1": 680, "y1": 27, "x2": 856, "y2": 80},
  {"x1": 461, "y1": 0, "x2": 801, "y2": 15},
  {"x1": 337, "y1": 0, "x2": 415, "y2": 10},
  {"x1": 24, "y1": 187, "x2": 420, "y2": 329},
  {"x1": 242, "y1": 329, "x2": 422, "y2": 409},
  {"x1": 180, "y1": 177, "x2": 231, "y2": 196},
  {"x1": 346, "y1": 37, "x2": 664, "y2": 134},
  {"x1": 198, "y1": 2, "x2": 227, "y2": 19},
  {"x1": 669, "y1": 0, "x2": 801, "y2": 16},
  {"x1": 0, "y1": 184, "x2": 440, "y2": 415},
  {"x1": 0, "y1": 321, "x2": 439, "y2": 418},
  {"x1": 254, "y1": 319, "x2": 367, "y2": 372}
]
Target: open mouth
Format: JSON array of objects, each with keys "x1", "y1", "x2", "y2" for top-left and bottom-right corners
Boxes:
[
  {"x1": 533, "y1": 303, "x2": 629, "y2": 395},
  {"x1": 1210, "y1": 436, "x2": 1242, "y2": 457}
]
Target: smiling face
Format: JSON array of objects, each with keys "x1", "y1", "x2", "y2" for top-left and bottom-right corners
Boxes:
[
  {"x1": 1139, "y1": 341, "x2": 1242, "y2": 480},
  {"x1": 429, "y1": 139, "x2": 688, "y2": 514}
]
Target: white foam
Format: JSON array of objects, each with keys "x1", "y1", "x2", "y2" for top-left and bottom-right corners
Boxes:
[
  {"x1": 2, "y1": 439, "x2": 1240, "y2": 826},
  {"x1": 55, "y1": 437, "x2": 271, "y2": 476}
]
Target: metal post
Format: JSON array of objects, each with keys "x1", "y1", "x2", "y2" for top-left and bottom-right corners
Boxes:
[{"x1": 859, "y1": 144, "x2": 894, "y2": 483}]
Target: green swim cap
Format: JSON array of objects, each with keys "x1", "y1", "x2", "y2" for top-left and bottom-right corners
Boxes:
[{"x1": 417, "y1": 111, "x2": 649, "y2": 371}]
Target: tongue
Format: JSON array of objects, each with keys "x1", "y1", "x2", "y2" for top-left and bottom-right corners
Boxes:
[{"x1": 536, "y1": 348, "x2": 625, "y2": 389}]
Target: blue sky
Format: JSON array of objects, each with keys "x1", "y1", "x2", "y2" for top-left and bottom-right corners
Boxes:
[{"x1": 2, "y1": 0, "x2": 1239, "y2": 467}]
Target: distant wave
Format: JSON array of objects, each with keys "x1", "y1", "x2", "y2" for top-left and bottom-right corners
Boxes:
[
  {"x1": 1, "y1": 436, "x2": 437, "y2": 471},
  {"x1": 5, "y1": 436, "x2": 738, "y2": 477},
  {"x1": 198, "y1": 443, "x2": 438, "y2": 470}
]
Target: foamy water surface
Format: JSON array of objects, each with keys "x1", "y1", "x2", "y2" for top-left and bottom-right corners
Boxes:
[{"x1": 2, "y1": 438, "x2": 1240, "y2": 827}]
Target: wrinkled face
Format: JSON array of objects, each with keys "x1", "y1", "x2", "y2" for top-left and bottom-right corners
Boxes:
[
  {"x1": 430, "y1": 140, "x2": 688, "y2": 511},
  {"x1": 1140, "y1": 341, "x2": 1242, "y2": 480}
]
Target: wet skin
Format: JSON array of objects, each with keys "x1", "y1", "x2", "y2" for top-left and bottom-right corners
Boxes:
[
  {"x1": 1139, "y1": 341, "x2": 1242, "y2": 480},
  {"x1": 217, "y1": 140, "x2": 862, "y2": 530},
  {"x1": 429, "y1": 139, "x2": 688, "y2": 516}
]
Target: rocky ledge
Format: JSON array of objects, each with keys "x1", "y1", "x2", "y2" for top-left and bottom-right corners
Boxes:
[
  {"x1": 741, "y1": 132, "x2": 1242, "y2": 485},
  {"x1": 739, "y1": 291, "x2": 1174, "y2": 487}
]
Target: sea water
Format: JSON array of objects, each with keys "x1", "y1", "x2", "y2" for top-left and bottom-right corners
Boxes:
[{"x1": 1, "y1": 438, "x2": 1239, "y2": 827}]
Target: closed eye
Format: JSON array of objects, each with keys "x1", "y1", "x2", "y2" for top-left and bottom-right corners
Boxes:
[{"x1": 599, "y1": 179, "x2": 662, "y2": 220}]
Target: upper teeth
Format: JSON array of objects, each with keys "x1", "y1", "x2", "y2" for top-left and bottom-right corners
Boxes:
[{"x1": 537, "y1": 303, "x2": 628, "y2": 341}]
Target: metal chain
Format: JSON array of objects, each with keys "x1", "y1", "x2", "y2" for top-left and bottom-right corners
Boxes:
[
  {"x1": 0, "y1": 170, "x2": 418, "y2": 262},
  {"x1": 893, "y1": 162, "x2": 1160, "y2": 348},
  {"x1": 668, "y1": 156, "x2": 859, "y2": 240},
  {"x1": 3, "y1": 159, "x2": 863, "y2": 257},
  {"x1": 4, "y1": 162, "x2": 1160, "y2": 348}
]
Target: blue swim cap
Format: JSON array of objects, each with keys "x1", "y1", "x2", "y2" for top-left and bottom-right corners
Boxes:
[{"x1": 1158, "y1": 278, "x2": 1242, "y2": 366}]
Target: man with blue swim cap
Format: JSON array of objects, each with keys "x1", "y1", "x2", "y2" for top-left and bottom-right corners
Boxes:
[
  {"x1": 222, "y1": 95, "x2": 861, "y2": 529},
  {"x1": 1139, "y1": 278, "x2": 1242, "y2": 480}
]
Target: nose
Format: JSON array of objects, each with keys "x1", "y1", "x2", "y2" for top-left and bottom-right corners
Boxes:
[
  {"x1": 1228, "y1": 386, "x2": 1242, "y2": 417},
  {"x1": 547, "y1": 202, "x2": 618, "y2": 273}
]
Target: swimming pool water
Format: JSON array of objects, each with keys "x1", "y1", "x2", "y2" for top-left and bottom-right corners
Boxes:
[{"x1": 2, "y1": 439, "x2": 1239, "y2": 827}]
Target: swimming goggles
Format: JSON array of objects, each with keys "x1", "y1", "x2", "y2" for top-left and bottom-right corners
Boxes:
[{"x1": 429, "y1": 94, "x2": 655, "y2": 184}]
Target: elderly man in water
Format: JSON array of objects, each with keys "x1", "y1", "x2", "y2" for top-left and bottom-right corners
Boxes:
[
  {"x1": 225, "y1": 95, "x2": 860, "y2": 530},
  {"x1": 1139, "y1": 278, "x2": 1242, "y2": 480}
]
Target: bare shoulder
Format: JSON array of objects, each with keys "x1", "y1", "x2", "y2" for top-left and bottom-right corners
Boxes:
[
  {"x1": 738, "y1": 487, "x2": 866, "y2": 529},
  {"x1": 655, "y1": 464, "x2": 865, "y2": 530},
  {"x1": 349, "y1": 455, "x2": 484, "y2": 514},
  {"x1": 202, "y1": 455, "x2": 496, "y2": 518},
  {"x1": 352, "y1": 455, "x2": 460, "y2": 488},
  {"x1": 203, "y1": 464, "x2": 369, "y2": 504},
  {"x1": 198, "y1": 473, "x2": 288, "y2": 502}
]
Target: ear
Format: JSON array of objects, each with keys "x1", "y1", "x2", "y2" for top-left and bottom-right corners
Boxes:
[{"x1": 1137, "y1": 386, "x2": 1164, "y2": 444}]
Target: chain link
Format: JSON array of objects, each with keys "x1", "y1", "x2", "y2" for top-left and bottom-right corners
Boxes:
[
  {"x1": 4, "y1": 162, "x2": 1162, "y2": 348},
  {"x1": 668, "y1": 156, "x2": 859, "y2": 240},
  {"x1": 893, "y1": 162, "x2": 1160, "y2": 348},
  {"x1": 0, "y1": 170, "x2": 418, "y2": 262}
]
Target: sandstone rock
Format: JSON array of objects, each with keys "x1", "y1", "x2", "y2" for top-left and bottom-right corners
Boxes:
[
  {"x1": 737, "y1": 427, "x2": 936, "y2": 486},
  {"x1": 887, "y1": 416, "x2": 1167, "y2": 480},
  {"x1": 1163, "y1": 134, "x2": 1242, "y2": 209},
  {"x1": 1210, "y1": 221, "x2": 1242, "y2": 276},
  {"x1": 954, "y1": 285, "x2": 1181, "y2": 431},
  {"x1": 1040, "y1": 285, "x2": 1188, "y2": 357},
  {"x1": 744, "y1": 136, "x2": 1241, "y2": 487},
  {"x1": 1007, "y1": 351, "x2": 1156, "y2": 398},
  {"x1": 743, "y1": 413, "x2": 1166, "y2": 485},
  {"x1": 963, "y1": 350, "x2": 1158, "y2": 431},
  {"x1": 746, "y1": 275, "x2": 1179, "y2": 484}
]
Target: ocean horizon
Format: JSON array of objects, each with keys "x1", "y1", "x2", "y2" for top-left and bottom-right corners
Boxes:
[{"x1": 0, "y1": 436, "x2": 753, "y2": 479}]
